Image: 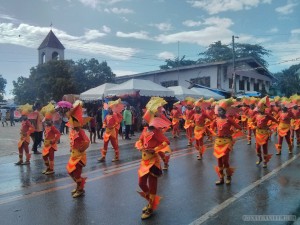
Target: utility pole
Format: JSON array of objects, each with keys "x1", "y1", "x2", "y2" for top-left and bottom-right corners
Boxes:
[{"x1": 231, "y1": 35, "x2": 239, "y2": 97}]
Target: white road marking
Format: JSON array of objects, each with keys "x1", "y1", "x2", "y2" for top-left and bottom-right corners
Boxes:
[{"x1": 189, "y1": 152, "x2": 300, "y2": 225}]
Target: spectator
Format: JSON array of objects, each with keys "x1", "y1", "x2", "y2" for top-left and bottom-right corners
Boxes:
[
  {"x1": 9, "y1": 108, "x2": 15, "y2": 126},
  {"x1": 1, "y1": 108, "x2": 8, "y2": 126},
  {"x1": 32, "y1": 102, "x2": 43, "y2": 154},
  {"x1": 123, "y1": 104, "x2": 132, "y2": 140},
  {"x1": 88, "y1": 111, "x2": 96, "y2": 144},
  {"x1": 96, "y1": 105, "x2": 103, "y2": 139},
  {"x1": 130, "y1": 106, "x2": 136, "y2": 136}
]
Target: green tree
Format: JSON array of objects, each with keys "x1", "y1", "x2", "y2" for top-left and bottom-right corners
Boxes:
[
  {"x1": 0, "y1": 75, "x2": 7, "y2": 101},
  {"x1": 12, "y1": 58, "x2": 116, "y2": 104},
  {"x1": 12, "y1": 76, "x2": 36, "y2": 104},
  {"x1": 197, "y1": 41, "x2": 232, "y2": 63},
  {"x1": 72, "y1": 58, "x2": 115, "y2": 93},
  {"x1": 197, "y1": 41, "x2": 271, "y2": 67},
  {"x1": 272, "y1": 63, "x2": 300, "y2": 97},
  {"x1": 159, "y1": 56, "x2": 196, "y2": 70}
]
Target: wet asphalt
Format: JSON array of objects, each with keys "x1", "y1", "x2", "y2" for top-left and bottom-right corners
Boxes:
[{"x1": 0, "y1": 132, "x2": 299, "y2": 225}]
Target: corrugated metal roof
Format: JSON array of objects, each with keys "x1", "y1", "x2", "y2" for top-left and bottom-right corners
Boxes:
[{"x1": 38, "y1": 30, "x2": 65, "y2": 50}]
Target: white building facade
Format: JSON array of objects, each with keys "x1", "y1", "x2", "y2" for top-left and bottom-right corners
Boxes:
[{"x1": 116, "y1": 57, "x2": 274, "y2": 94}]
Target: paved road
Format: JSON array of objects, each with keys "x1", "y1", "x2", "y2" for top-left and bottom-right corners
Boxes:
[{"x1": 0, "y1": 124, "x2": 299, "y2": 225}]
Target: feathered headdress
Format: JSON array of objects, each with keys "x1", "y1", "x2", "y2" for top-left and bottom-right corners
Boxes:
[
  {"x1": 18, "y1": 103, "x2": 33, "y2": 116},
  {"x1": 107, "y1": 98, "x2": 124, "y2": 113},
  {"x1": 217, "y1": 98, "x2": 234, "y2": 110},
  {"x1": 41, "y1": 103, "x2": 56, "y2": 120},
  {"x1": 67, "y1": 104, "x2": 90, "y2": 128},
  {"x1": 249, "y1": 97, "x2": 258, "y2": 105},
  {"x1": 143, "y1": 97, "x2": 171, "y2": 128},
  {"x1": 257, "y1": 96, "x2": 270, "y2": 111},
  {"x1": 182, "y1": 96, "x2": 195, "y2": 106},
  {"x1": 290, "y1": 94, "x2": 300, "y2": 106}
]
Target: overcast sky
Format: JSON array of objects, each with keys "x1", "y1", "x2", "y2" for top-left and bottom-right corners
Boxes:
[{"x1": 0, "y1": 0, "x2": 299, "y2": 99}]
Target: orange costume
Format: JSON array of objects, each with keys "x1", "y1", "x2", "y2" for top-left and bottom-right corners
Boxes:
[
  {"x1": 212, "y1": 99, "x2": 242, "y2": 185},
  {"x1": 136, "y1": 127, "x2": 170, "y2": 220},
  {"x1": 183, "y1": 108, "x2": 195, "y2": 146},
  {"x1": 246, "y1": 107, "x2": 257, "y2": 144},
  {"x1": 253, "y1": 113, "x2": 277, "y2": 166},
  {"x1": 291, "y1": 107, "x2": 300, "y2": 146},
  {"x1": 99, "y1": 112, "x2": 120, "y2": 162},
  {"x1": 170, "y1": 107, "x2": 181, "y2": 138},
  {"x1": 276, "y1": 110, "x2": 294, "y2": 154},
  {"x1": 251, "y1": 96, "x2": 277, "y2": 167},
  {"x1": 135, "y1": 96, "x2": 171, "y2": 220},
  {"x1": 66, "y1": 104, "x2": 90, "y2": 198},
  {"x1": 16, "y1": 119, "x2": 35, "y2": 165},
  {"x1": 193, "y1": 110, "x2": 212, "y2": 159},
  {"x1": 42, "y1": 124, "x2": 60, "y2": 174}
]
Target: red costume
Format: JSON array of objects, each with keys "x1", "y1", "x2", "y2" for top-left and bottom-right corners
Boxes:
[
  {"x1": 135, "y1": 96, "x2": 171, "y2": 220},
  {"x1": 291, "y1": 107, "x2": 300, "y2": 146},
  {"x1": 66, "y1": 104, "x2": 90, "y2": 198},
  {"x1": 99, "y1": 112, "x2": 120, "y2": 162},
  {"x1": 42, "y1": 123, "x2": 60, "y2": 174},
  {"x1": 192, "y1": 109, "x2": 212, "y2": 159},
  {"x1": 246, "y1": 107, "x2": 257, "y2": 144},
  {"x1": 170, "y1": 107, "x2": 181, "y2": 138},
  {"x1": 211, "y1": 99, "x2": 242, "y2": 185},
  {"x1": 183, "y1": 107, "x2": 195, "y2": 146},
  {"x1": 16, "y1": 118, "x2": 34, "y2": 165},
  {"x1": 276, "y1": 110, "x2": 294, "y2": 154}
]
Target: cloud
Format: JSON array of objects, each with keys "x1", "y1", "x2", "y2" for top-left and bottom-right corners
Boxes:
[
  {"x1": 156, "y1": 16, "x2": 270, "y2": 47},
  {"x1": 152, "y1": 22, "x2": 172, "y2": 31},
  {"x1": 110, "y1": 7, "x2": 134, "y2": 14},
  {"x1": 182, "y1": 20, "x2": 202, "y2": 27},
  {"x1": 157, "y1": 51, "x2": 175, "y2": 60},
  {"x1": 0, "y1": 14, "x2": 18, "y2": 22},
  {"x1": 187, "y1": 0, "x2": 272, "y2": 15},
  {"x1": 78, "y1": 0, "x2": 125, "y2": 9},
  {"x1": 102, "y1": 25, "x2": 111, "y2": 33},
  {"x1": 275, "y1": 2, "x2": 298, "y2": 15},
  {"x1": 116, "y1": 31, "x2": 152, "y2": 40},
  {"x1": 266, "y1": 29, "x2": 300, "y2": 70},
  {"x1": 156, "y1": 17, "x2": 234, "y2": 46},
  {"x1": 83, "y1": 29, "x2": 106, "y2": 40},
  {"x1": 0, "y1": 22, "x2": 138, "y2": 60},
  {"x1": 78, "y1": 0, "x2": 99, "y2": 9},
  {"x1": 268, "y1": 27, "x2": 279, "y2": 33}
]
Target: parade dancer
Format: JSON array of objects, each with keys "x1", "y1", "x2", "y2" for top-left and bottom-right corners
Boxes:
[
  {"x1": 170, "y1": 102, "x2": 182, "y2": 138},
  {"x1": 253, "y1": 97, "x2": 278, "y2": 168},
  {"x1": 183, "y1": 97, "x2": 195, "y2": 146},
  {"x1": 290, "y1": 95, "x2": 300, "y2": 146},
  {"x1": 98, "y1": 99, "x2": 123, "y2": 162},
  {"x1": 211, "y1": 99, "x2": 242, "y2": 185},
  {"x1": 41, "y1": 104, "x2": 61, "y2": 175},
  {"x1": 276, "y1": 99, "x2": 295, "y2": 155},
  {"x1": 66, "y1": 104, "x2": 90, "y2": 198},
  {"x1": 246, "y1": 98, "x2": 258, "y2": 145},
  {"x1": 15, "y1": 104, "x2": 35, "y2": 165},
  {"x1": 135, "y1": 97, "x2": 171, "y2": 220},
  {"x1": 193, "y1": 99, "x2": 212, "y2": 160}
]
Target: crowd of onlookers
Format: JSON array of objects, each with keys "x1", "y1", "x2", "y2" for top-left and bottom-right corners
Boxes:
[
  {"x1": 85, "y1": 102, "x2": 143, "y2": 143},
  {"x1": 0, "y1": 107, "x2": 15, "y2": 127}
]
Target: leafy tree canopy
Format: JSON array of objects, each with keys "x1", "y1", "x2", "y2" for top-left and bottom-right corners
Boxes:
[
  {"x1": 159, "y1": 56, "x2": 196, "y2": 70},
  {"x1": 272, "y1": 63, "x2": 300, "y2": 97},
  {"x1": 13, "y1": 58, "x2": 116, "y2": 104},
  {"x1": 159, "y1": 41, "x2": 271, "y2": 69},
  {"x1": 0, "y1": 75, "x2": 7, "y2": 101}
]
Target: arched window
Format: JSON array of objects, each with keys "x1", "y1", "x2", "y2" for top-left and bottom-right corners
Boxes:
[
  {"x1": 41, "y1": 52, "x2": 46, "y2": 64},
  {"x1": 52, "y1": 52, "x2": 59, "y2": 60}
]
